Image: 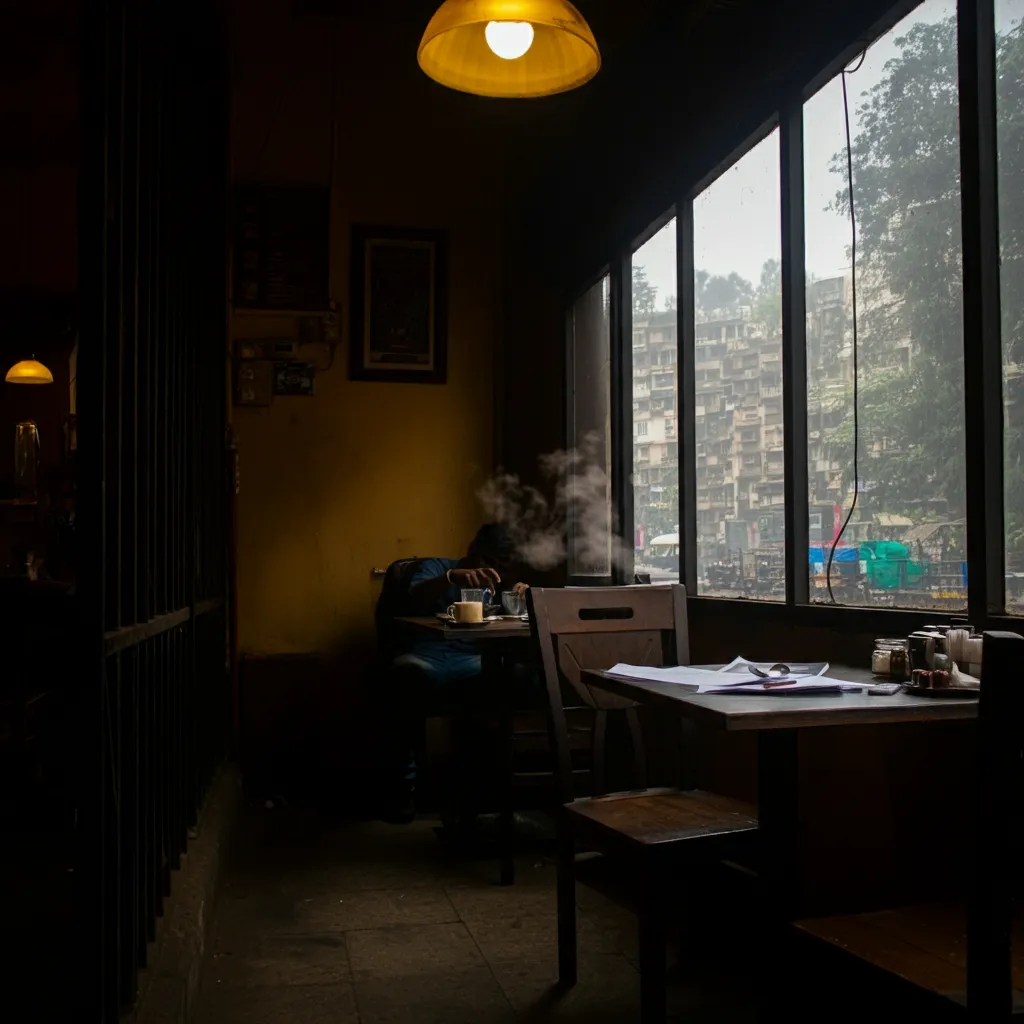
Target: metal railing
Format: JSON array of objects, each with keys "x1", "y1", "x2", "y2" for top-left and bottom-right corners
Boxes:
[{"x1": 77, "y1": 0, "x2": 230, "y2": 1017}]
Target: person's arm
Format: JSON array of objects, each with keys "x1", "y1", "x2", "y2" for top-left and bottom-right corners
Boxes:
[{"x1": 408, "y1": 564, "x2": 502, "y2": 612}]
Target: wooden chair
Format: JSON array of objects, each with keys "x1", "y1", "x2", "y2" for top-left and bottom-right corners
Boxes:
[
  {"x1": 528, "y1": 584, "x2": 759, "y2": 1022},
  {"x1": 794, "y1": 631, "x2": 1024, "y2": 1019}
]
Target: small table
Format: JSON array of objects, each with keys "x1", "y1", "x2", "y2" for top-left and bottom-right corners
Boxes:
[
  {"x1": 582, "y1": 666, "x2": 977, "y2": 918},
  {"x1": 394, "y1": 616, "x2": 532, "y2": 884},
  {"x1": 583, "y1": 665, "x2": 978, "y2": 1012},
  {"x1": 394, "y1": 616, "x2": 531, "y2": 642}
]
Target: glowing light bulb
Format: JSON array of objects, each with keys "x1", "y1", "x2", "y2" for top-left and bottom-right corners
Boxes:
[{"x1": 484, "y1": 20, "x2": 535, "y2": 60}]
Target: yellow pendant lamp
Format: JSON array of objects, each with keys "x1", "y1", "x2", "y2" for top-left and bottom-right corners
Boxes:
[
  {"x1": 6, "y1": 358, "x2": 53, "y2": 384},
  {"x1": 418, "y1": 0, "x2": 601, "y2": 99}
]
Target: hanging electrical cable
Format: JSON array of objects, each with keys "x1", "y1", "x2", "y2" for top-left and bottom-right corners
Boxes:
[{"x1": 825, "y1": 50, "x2": 867, "y2": 604}]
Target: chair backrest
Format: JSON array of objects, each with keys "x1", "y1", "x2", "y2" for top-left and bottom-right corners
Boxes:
[
  {"x1": 527, "y1": 584, "x2": 689, "y2": 802},
  {"x1": 373, "y1": 558, "x2": 422, "y2": 658},
  {"x1": 967, "y1": 630, "x2": 1024, "y2": 1017}
]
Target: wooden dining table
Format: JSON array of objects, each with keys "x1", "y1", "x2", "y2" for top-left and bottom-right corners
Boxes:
[
  {"x1": 581, "y1": 665, "x2": 978, "y2": 922},
  {"x1": 394, "y1": 615, "x2": 532, "y2": 884}
]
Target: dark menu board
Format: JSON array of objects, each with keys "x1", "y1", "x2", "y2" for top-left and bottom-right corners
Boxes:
[{"x1": 233, "y1": 184, "x2": 330, "y2": 310}]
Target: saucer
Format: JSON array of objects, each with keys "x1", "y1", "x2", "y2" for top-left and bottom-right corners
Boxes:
[{"x1": 436, "y1": 614, "x2": 498, "y2": 627}]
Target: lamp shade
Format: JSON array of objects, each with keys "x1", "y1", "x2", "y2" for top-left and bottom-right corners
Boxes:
[
  {"x1": 6, "y1": 359, "x2": 54, "y2": 384},
  {"x1": 418, "y1": 0, "x2": 601, "y2": 98}
]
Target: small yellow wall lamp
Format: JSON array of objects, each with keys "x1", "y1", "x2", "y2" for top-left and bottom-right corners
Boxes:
[{"x1": 418, "y1": 0, "x2": 601, "y2": 98}]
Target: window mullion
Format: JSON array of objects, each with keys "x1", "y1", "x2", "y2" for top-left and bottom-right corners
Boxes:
[
  {"x1": 781, "y1": 98, "x2": 809, "y2": 607},
  {"x1": 678, "y1": 199, "x2": 698, "y2": 594},
  {"x1": 611, "y1": 253, "x2": 633, "y2": 585},
  {"x1": 958, "y1": 0, "x2": 1005, "y2": 620}
]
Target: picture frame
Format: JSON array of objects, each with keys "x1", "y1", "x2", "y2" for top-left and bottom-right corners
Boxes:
[{"x1": 348, "y1": 224, "x2": 448, "y2": 384}]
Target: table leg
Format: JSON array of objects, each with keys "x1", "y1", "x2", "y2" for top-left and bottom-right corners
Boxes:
[
  {"x1": 498, "y1": 701, "x2": 515, "y2": 886},
  {"x1": 757, "y1": 727, "x2": 800, "y2": 1018},
  {"x1": 482, "y1": 646, "x2": 516, "y2": 886},
  {"x1": 758, "y1": 728, "x2": 800, "y2": 920}
]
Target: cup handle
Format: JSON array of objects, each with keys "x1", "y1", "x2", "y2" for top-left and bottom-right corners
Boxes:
[{"x1": 446, "y1": 604, "x2": 456, "y2": 620}]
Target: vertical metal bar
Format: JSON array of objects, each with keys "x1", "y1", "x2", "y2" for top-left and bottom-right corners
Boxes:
[
  {"x1": 170, "y1": 627, "x2": 183, "y2": 869},
  {"x1": 120, "y1": 0, "x2": 140, "y2": 634},
  {"x1": 107, "y1": 3, "x2": 128, "y2": 1012},
  {"x1": 118, "y1": 649, "x2": 139, "y2": 1007},
  {"x1": 135, "y1": 13, "x2": 152, "y2": 950},
  {"x1": 104, "y1": 0, "x2": 125, "y2": 639},
  {"x1": 75, "y1": 0, "x2": 111, "y2": 1015},
  {"x1": 136, "y1": 0, "x2": 152, "y2": 632},
  {"x1": 959, "y1": 0, "x2": 1005, "y2": 620},
  {"x1": 781, "y1": 99, "x2": 810, "y2": 607},
  {"x1": 159, "y1": 629, "x2": 169, "y2": 901},
  {"x1": 157, "y1": 43, "x2": 170, "y2": 619},
  {"x1": 150, "y1": 28, "x2": 164, "y2": 620},
  {"x1": 144, "y1": 10, "x2": 164, "y2": 935},
  {"x1": 140, "y1": 641, "x2": 154, "y2": 950},
  {"x1": 677, "y1": 201, "x2": 698, "y2": 595}
]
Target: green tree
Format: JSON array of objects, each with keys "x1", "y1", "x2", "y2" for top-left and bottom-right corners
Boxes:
[
  {"x1": 632, "y1": 265, "x2": 658, "y2": 318},
  {"x1": 696, "y1": 270, "x2": 754, "y2": 316},
  {"x1": 754, "y1": 257, "x2": 782, "y2": 334},
  {"x1": 820, "y1": 15, "x2": 1014, "y2": 536}
]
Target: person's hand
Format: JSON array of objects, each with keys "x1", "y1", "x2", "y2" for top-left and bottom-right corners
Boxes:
[
  {"x1": 511, "y1": 582, "x2": 530, "y2": 596},
  {"x1": 448, "y1": 566, "x2": 501, "y2": 589}
]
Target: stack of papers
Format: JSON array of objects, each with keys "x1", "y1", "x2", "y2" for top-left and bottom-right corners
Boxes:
[
  {"x1": 604, "y1": 663, "x2": 863, "y2": 695},
  {"x1": 718, "y1": 656, "x2": 830, "y2": 677}
]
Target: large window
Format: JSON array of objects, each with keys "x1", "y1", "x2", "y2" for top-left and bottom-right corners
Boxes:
[
  {"x1": 568, "y1": 276, "x2": 612, "y2": 578},
  {"x1": 804, "y1": 0, "x2": 966, "y2": 610},
  {"x1": 693, "y1": 129, "x2": 783, "y2": 600},
  {"x1": 997, "y1": 0, "x2": 1024, "y2": 612},
  {"x1": 570, "y1": 0, "x2": 1023, "y2": 620},
  {"x1": 632, "y1": 219, "x2": 679, "y2": 582}
]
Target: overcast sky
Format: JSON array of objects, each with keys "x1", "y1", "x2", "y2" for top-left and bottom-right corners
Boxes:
[{"x1": 634, "y1": 0, "x2": 963, "y2": 306}]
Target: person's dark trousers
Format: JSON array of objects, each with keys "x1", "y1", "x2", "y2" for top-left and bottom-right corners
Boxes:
[
  {"x1": 377, "y1": 654, "x2": 543, "y2": 826},
  {"x1": 377, "y1": 654, "x2": 476, "y2": 824}
]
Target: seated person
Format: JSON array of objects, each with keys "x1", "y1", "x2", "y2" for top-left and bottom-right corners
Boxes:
[{"x1": 380, "y1": 523, "x2": 530, "y2": 824}]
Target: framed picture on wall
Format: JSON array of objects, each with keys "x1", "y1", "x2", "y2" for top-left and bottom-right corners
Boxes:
[{"x1": 348, "y1": 224, "x2": 448, "y2": 384}]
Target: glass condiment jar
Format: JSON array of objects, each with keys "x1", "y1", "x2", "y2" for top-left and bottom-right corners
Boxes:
[
  {"x1": 872, "y1": 638, "x2": 909, "y2": 679},
  {"x1": 890, "y1": 648, "x2": 909, "y2": 681}
]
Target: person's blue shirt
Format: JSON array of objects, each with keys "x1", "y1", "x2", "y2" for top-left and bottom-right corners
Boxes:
[{"x1": 398, "y1": 557, "x2": 481, "y2": 682}]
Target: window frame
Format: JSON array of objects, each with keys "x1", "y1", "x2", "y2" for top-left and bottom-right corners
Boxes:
[
  {"x1": 626, "y1": 208, "x2": 680, "y2": 586},
  {"x1": 681, "y1": 117, "x2": 781, "y2": 596},
  {"x1": 565, "y1": 267, "x2": 615, "y2": 587},
  {"x1": 566, "y1": 0, "x2": 1017, "y2": 631}
]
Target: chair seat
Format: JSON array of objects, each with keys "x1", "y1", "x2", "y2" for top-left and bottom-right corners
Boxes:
[
  {"x1": 564, "y1": 787, "x2": 758, "y2": 852},
  {"x1": 795, "y1": 901, "x2": 1024, "y2": 1013}
]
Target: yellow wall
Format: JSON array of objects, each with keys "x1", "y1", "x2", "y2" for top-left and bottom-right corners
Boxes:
[{"x1": 230, "y1": 2, "x2": 502, "y2": 655}]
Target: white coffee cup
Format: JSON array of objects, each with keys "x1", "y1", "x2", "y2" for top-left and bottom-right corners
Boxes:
[{"x1": 447, "y1": 601, "x2": 484, "y2": 623}]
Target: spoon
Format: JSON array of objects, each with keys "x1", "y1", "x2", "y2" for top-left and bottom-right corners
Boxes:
[{"x1": 749, "y1": 663, "x2": 791, "y2": 679}]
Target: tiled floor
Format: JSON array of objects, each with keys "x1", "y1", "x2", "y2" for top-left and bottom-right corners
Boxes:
[{"x1": 194, "y1": 803, "x2": 759, "y2": 1023}]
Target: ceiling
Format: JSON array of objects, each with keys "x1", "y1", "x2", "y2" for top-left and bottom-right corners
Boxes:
[{"x1": 301, "y1": 0, "x2": 722, "y2": 56}]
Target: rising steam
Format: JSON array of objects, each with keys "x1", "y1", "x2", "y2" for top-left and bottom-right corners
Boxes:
[{"x1": 477, "y1": 433, "x2": 632, "y2": 573}]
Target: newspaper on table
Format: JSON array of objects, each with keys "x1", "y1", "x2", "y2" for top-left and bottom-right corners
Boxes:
[
  {"x1": 717, "y1": 656, "x2": 830, "y2": 677},
  {"x1": 603, "y1": 662, "x2": 860, "y2": 695}
]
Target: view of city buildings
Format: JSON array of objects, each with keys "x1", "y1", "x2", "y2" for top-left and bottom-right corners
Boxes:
[
  {"x1": 633, "y1": 278, "x2": 855, "y2": 597},
  {"x1": 632, "y1": 268, "x2": 979, "y2": 605}
]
